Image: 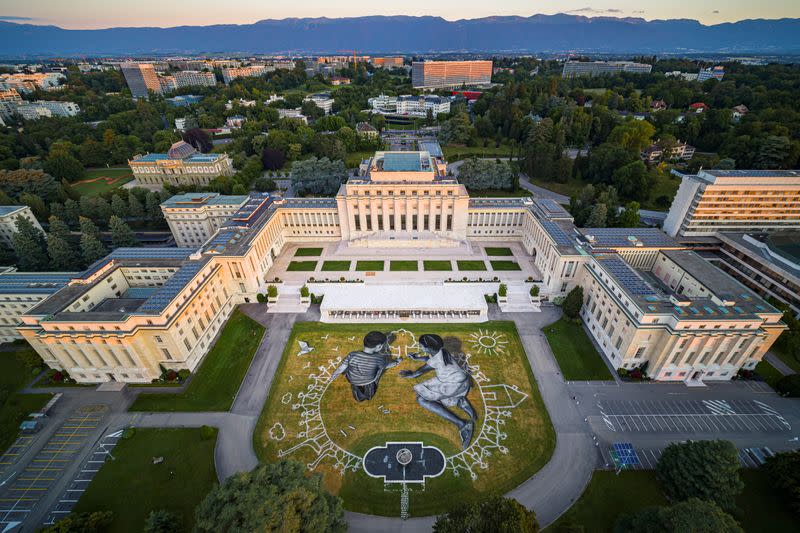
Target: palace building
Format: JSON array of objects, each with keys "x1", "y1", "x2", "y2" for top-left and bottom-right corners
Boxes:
[
  {"x1": 13, "y1": 151, "x2": 786, "y2": 384},
  {"x1": 128, "y1": 141, "x2": 234, "y2": 187}
]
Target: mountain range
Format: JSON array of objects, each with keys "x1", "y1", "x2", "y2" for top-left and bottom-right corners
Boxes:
[{"x1": 1, "y1": 14, "x2": 799, "y2": 57}]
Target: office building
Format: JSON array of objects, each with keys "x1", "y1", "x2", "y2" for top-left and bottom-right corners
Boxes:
[
  {"x1": 304, "y1": 93, "x2": 335, "y2": 115},
  {"x1": 371, "y1": 57, "x2": 404, "y2": 68},
  {"x1": 0, "y1": 205, "x2": 44, "y2": 246},
  {"x1": 562, "y1": 61, "x2": 652, "y2": 78},
  {"x1": 174, "y1": 70, "x2": 217, "y2": 88},
  {"x1": 128, "y1": 141, "x2": 234, "y2": 187},
  {"x1": 697, "y1": 66, "x2": 725, "y2": 82},
  {"x1": 121, "y1": 63, "x2": 162, "y2": 98},
  {"x1": 0, "y1": 270, "x2": 76, "y2": 343},
  {"x1": 0, "y1": 72, "x2": 65, "y2": 93},
  {"x1": 663, "y1": 170, "x2": 800, "y2": 238},
  {"x1": 161, "y1": 193, "x2": 249, "y2": 247},
  {"x1": 411, "y1": 60, "x2": 493, "y2": 89},
  {"x1": 221, "y1": 65, "x2": 270, "y2": 84},
  {"x1": 396, "y1": 95, "x2": 450, "y2": 117}
]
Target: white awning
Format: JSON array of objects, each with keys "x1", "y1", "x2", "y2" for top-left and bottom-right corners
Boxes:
[{"x1": 319, "y1": 283, "x2": 487, "y2": 312}]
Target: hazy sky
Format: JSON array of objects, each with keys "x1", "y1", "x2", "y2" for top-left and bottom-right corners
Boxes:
[{"x1": 1, "y1": 0, "x2": 798, "y2": 29}]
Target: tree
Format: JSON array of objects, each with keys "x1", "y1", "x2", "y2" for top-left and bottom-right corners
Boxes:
[
  {"x1": 41, "y1": 511, "x2": 113, "y2": 532},
  {"x1": 764, "y1": 450, "x2": 800, "y2": 515},
  {"x1": 586, "y1": 203, "x2": 608, "y2": 228},
  {"x1": 254, "y1": 177, "x2": 277, "y2": 192},
  {"x1": 615, "y1": 498, "x2": 743, "y2": 533},
  {"x1": 44, "y1": 152, "x2": 85, "y2": 182},
  {"x1": 612, "y1": 161, "x2": 650, "y2": 202},
  {"x1": 182, "y1": 128, "x2": 212, "y2": 153},
  {"x1": 619, "y1": 201, "x2": 641, "y2": 227},
  {"x1": 439, "y1": 111, "x2": 475, "y2": 145},
  {"x1": 434, "y1": 496, "x2": 538, "y2": 533},
  {"x1": 562, "y1": 286, "x2": 584, "y2": 319},
  {"x1": 656, "y1": 440, "x2": 743, "y2": 511},
  {"x1": 145, "y1": 192, "x2": 163, "y2": 223},
  {"x1": 193, "y1": 460, "x2": 346, "y2": 533},
  {"x1": 291, "y1": 157, "x2": 347, "y2": 197},
  {"x1": 301, "y1": 100, "x2": 325, "y2": 120},
  {"x1": 11, "y1": 215, "x2": 48, "y2": 271},
  {"x1": 755, "y1": 136, "x2": 791, "y2": 169},
  {"x1": 109, "y1": 216, "x2": 139, "y2": 248},
  {"x1": 79, "y1": 216, "x2": 101, "y2": 240},
  {"x1": 111, "y1": 194, "x2": 128, "y2": 218},
  {"x1": 458, "y1": 159, "x2": 516, "y2": 191},
  {"x1": 143, "y1": 509, "x2": 181, "y2": 533},
  {"x1": 64, "y1": 199, "x2": 80, "y2": 227},
  {"x1": 128, "y1": 194, "x2": 144, "y2": 219},
  {"x1": 608, "y1": 120, "x2": 655, "y2": 153},
  {"x1": 47, "y1": 216, "x2": 79, "y2": 271},
  {"x1": 261, "y1": 147, "x2": 286, "y2": 171},
  {"x1": 80, "y1": 232, "x2": 107, "y2": 265},
  {"x1": 311, "y1": 135, "x2": 347, "y2": 161},
  {"x1": 0, "y1": 240, "x2": 17, "y2": 266},
  {"x1": 19, "y1": 192, "x2": 49, "y2": 220}
]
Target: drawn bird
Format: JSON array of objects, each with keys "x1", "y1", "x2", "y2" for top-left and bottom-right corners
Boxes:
[
  {"x1": 321, "y1": 334, "x2": 329, "y2": 340},
  {"x1": 348, "y1": 336, "x2": 356, "y2": 341},
  {"x1": 297, "y1": 341, "x2": 315, "y2": 356}
]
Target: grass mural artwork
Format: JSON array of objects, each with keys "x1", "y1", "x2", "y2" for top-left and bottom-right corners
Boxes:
[{"x1": 254, "y1": 321, "x2": 554, "y2": 517}]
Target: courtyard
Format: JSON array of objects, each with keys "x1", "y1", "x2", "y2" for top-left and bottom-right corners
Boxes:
[{"x1": 253, "y1": 320, "x2": 555, "y2": 516}]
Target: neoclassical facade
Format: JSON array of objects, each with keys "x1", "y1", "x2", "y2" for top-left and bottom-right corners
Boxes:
[
  {"x1": 129, "y1": 141, "x2": 234, "y2": 187},
  {"x1": 15, "y1": 151, "x2": 786, "y2": 384}
]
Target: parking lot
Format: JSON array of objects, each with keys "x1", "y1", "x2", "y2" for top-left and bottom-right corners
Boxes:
[
  {"x1": 43, "y1": 429, "x2": 122, "y2": 528},
  {"x1": 597, "y1": 399, "x2": 791, "y2": 434},
  {"x1": 0, "y1": 436, "x2": 36, "y2": 478},
  {"x1": 599, "y1": 445, "x2": 772, "y2": 470},
  {"x1": 0, "y1": 405, "x2": 107, "y2": 532}
]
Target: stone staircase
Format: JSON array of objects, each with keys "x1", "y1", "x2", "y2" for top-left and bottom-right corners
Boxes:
[
  {"x1": 498, "y1": 281, "x2": 541, "y2": 313},
  {"x1": 266, "y1": 283, "x2": 311, "y2": 313}
]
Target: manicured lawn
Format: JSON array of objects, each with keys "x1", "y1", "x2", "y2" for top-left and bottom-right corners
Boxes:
[
  {"x1": 735, "y1": 468, "x2": 798, "y2": 532},
  {"x1": 442, "y1": 144, "x2": 512, "y2": 162},
  {"x1": 287, "y1": 261, "x2": 318, "y2": 272},
  {"x1": 457, "y1": 260, "x2": 487, "y2": 271},
  {"x1": 544, "y1": 318, "x2": 614, "y2": 381},
  {"x1": 550, "y1": 471, "x2": 668, "y2": 532},
  {"x1": 390, "y1": 260, "x2": 418, "y2": 271},
  {"x1": 0, "y1": 349, "x2": 52, "y2": 452},
  {"x1": 294, "y1": 247, "x2": 323, "y2": 257},
  {"x1": 490, "y1": 260, "x2": 521, "y2": 271},
  {"x1": 423, "y1": 260, "x2": 452, "y2": 271},
  {"x1": 485, "y1": 247, "x2": 513, "y2": 256},
  {"x1": 772, "y1": 346, "x2": 800, "y2": 373},
  {"x1": 72, "y1": 167, "x2": 134, "y2": 196},
  {"x1": 355, "y1": 260, "x2": 384, "y2": 271},
  {"x1": 345, "y1": 150, "x2": 375, "y2": 168},
  {"x1": 73, "y1": 428, "x2": 218, "y2": 533},
  {"x1": 255, "y1": 321, "x2": 555, "y2": 517},
  {"x1": 130, "y1": 310, "x2": 264, "y2": 412},
  {"x1": 321, "y1": 261, "x2": 351, "y2": 271},
  {"x1": 755, "y1": 360, "x2": 784, "y2": 389}
]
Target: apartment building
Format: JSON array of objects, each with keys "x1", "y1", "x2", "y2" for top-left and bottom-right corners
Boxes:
[
  {"x1": 0, "y1": 72, "x2": 65, "y2": 93},
  {"x1": 0, "y1": 206, "x2": 44, "y2": 246},
  {"x1": 562, "y1": 61, "x2": 652, "y2": 78},
  {"x1": 174, "y1": 70, "x2": 217, "y2": 88},
  {"x1": 128, "y1": 141, "x2": 234, "y2": 187},
  {"x1": 0, "y1": 270, "x2": 76, "y2": 343},
  {"x1": 304, "y1": 93, "x2": 334, "y2": 115},
  {"x1": 371, "y1": 57, "x2": 404, "y2": 68},
  {"x1": 221, "y1": 65, "x2": 270, "y2": 84},
  {"x1": 663, "y1": 170, "x2": 800, "y2": 238},
  {"x1": 642, "y1": 140, "x2": 695, "y2": 163},
  {"x1": 161, "y1": 193, "x2": 249, "y2": 247},
  {"x1": 697, "y1": 66, "x2": 725, "y2": 82},
  {"x1": 121, "y1": 63, "x2": 162, "y2": 98},
  {"x1": 411, "y1": 60, "x2": 493, "y2": 89}
]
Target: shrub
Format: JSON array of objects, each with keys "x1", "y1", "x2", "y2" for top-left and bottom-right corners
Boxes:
[
  {"x1": 299, "y1": 285, "x2": 310, "y2": 298},
  {"x1": 16, "y1": 349, "x2": 44, "y2": 370},
  {"x1": 200, "y1": 425, "x2": 216, "y2": 441},
  {"x1": 121, "y1": 427, "x2": 136, "y2": 439},
  {"x1": 530, "y1": 285, "x2": 539, "y2": 297},
  {"x1": 256, "y1": 293, "x2": 266, "y2": 303},
  {"x1": 484, "y1": 293, "x2": 498, "y2": 304},
  {"x1": 311, "y1": 294, "x2": 324, "y2": 304},
  {"x1": 165, "y1": 370, "x2": 178, "y2": 382},
  {"x1": 178, "y1": 369, "x2": 190, "y2": 382},
  {"x1": 144, "y1": 509, "x2": 182, "y2": 533},
  {"x1": 267, "y1": 285, "x2": 278, "y2": 298},
  {"x1": 498, "y1": 283, "x2": 507, "y2": 297},
  {"x1": 775, "y1": 374, "x2": 800, "y2": 397},
  {"x1": 53, "y1": 371, "x2": 64, "y2": 382},
  {"x1": 562, "y1": 286, "x2": 584, "y2": 319}
]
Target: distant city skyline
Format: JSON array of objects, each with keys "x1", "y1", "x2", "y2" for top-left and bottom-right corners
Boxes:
[{"x1": 0, "y1": 0, "x2": 798, "y2": 30}]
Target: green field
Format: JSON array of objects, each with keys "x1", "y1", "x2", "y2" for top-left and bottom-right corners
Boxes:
[
  {"x1": 485, "y1": 247, "x2": 514, "y2": 256},
  {"x1": 345, "y1": 150, "x2": 375, "y2": 168},
  {"x1": 755, "y1": 360, "x2": 784, "y2": 389},
  {"x1": 321, "y1": 261, "x2": 351, "y2": 271},
  {"x1": 0, "y1": 350, "x2": 52, "y2": 452},
  {"x1": 72, "y1": 168, "x2": 134, "y2": 196},
  {"x1": 735, "y1": 468, "x2": 798, "y2": 532},
  {"x1": 390, "y1": 260, "x2": 419, "y2": 271},
  {"x1": 457, "y1": 260, "x2": 487, "y2": 271},
  {"x1": 544, "y1": 318, "x2": 613, "y2": 381},
  {"x1": 130, "y1": 310, "x2": 264, "y2": 412},
  {"x1": 294, "y1": 247, "x2": 323, "y2": 257},
  {"x1": 73, "y1": 428, "x2": 218, "y2": 533},
  {"x1": 355, "y1": 260, "x2": 385, "y2": 271},
  {"x1": 423, "y1": 260, "x2": 452, "y2": 271},
  {"x1": 255, "y1": 321, "x2": 555, "y2": 517},
  {"x1": 772, "y1": 346, "x2": 800, "y2": 373},
  {"x1": 442, "y1": 144, "x2": 512, "y2": 162},
  {"x1": 287, "y1": 261, "x2": 318, "y2": 272},
  {"x1": 490, "y1": 260, "x2": 521, "y2": 271}
]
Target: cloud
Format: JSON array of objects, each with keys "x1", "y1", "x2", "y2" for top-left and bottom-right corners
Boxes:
[
  {"x1": 566, "y1": 7, "x2": 628, "y2": 15},
  {"x1": 0, "y1": 15, "x2": 34, "y2": 21},
  {"x1": 633, "y1": 10, "x2": 645, "y2": 14},
  {"x1": 712, "y1": 10, "x2": 720, "y2": 14}
]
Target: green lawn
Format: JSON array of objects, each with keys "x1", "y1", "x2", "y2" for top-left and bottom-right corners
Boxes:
[
  {"x1": 73, "y1": 428, "x2": 218, "y2": 533},
  {"x1": 129, "y1": 310, "x2": 264, "y2": 412},
  {"x1": 442, "y1": 144, "x2": 512, "y2": 162},
  {"x1": 390, "y1": 260, "x2": 419, "y2": 271},
  {"x1": 735, "y1": 468, "x2": 798, "y2": 532},
  {"x1": 485, "y1": 247, "x2": 514, "y2": 256},
  {"x1": 345, "y1": 150, "x2": 375, "y2": 168},
  {"x1": 355, "y1": 260, "x2": 384, "y2": 271},
  {"x1": 423, "y1": 260, "x2": 452, "y2": 271},
  {"x1": 490, "y1": 260, "x2": 521, "y2": 271},
  {"x1": 771, "y1": 347, "x2": 800, "y2": 374},
  {"x1": 0, "y1": 350, "x2": 52, "y2": 452},
  {"x1": 294, "y1": 247, "x2": 323, "y2": 257},
  {"x1": 287, "y1": 261, "x2": 318, "y2": 271},
  {"x1": 457, "y1": 260, "x2": 487, "y2": 271},
  {"x1": 72, "y1": 167, "x2": 134, "y2": 196},
  {"x1": 544, "y1": 318, "x2": 614, "y2": 381},
  {"x1": 321, "y1": 261, "x2": 351, "y2": 271},
  {"x1": 550, "y1": 471, "x2": 668, "y2": 532},
  {"x1": 755, "y1": 360, "x2": 784, "y2": 389}
]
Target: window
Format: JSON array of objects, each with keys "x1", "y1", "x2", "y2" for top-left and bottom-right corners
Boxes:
[
  {"x1": 154, "y1": 336, "x2": 163, "y2": 343},
  {"x1": 634, "y1": 346, "x2": 646, "y2": 358},
  {"x1": 161, "y1": 348, "x2": 172, "y2": 360}
]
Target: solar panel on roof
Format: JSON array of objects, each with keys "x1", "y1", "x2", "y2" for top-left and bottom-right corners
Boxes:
[
  {"x1": 601, "y1": 256, "x2": 655, "y2": 296},
  {"x1": 137, "y1": 261, "x2": 207, "y2": 314},
  {"x1": 541, "y1": 220, "x2": 574, "y2": 246}
]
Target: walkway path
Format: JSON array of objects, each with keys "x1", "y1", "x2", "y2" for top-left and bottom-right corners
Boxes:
[{"x1": 765, "y1": 352, "x2": 796, "y2": 376}]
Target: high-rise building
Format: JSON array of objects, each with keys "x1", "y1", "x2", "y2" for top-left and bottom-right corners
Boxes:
[
  {"x1": 121, "y1": 62, "x2": 162, "y2": 98},
  {"x1": 411, "y1": 60, "x2": 493, "y2": 89},
  {"x1": 371, "y1": 57, "x2": 404, "y2": 68},
  {"x1": 562, "y1": 61, "x2": 652, "y2": 78},
  {"x1": 664, "y1": 170, "x2": 800, "y2": 238},
  {"x1": 221, "y1": 65, "x2": 271, "y2": 84},
  {"x1": 174, "y1": 70, "x2": 217, "y2": 88}
]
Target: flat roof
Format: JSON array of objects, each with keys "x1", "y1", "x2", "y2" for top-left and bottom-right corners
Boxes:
[
  {"x1": 579, "y1": 228, "x2": 679, "y2": 248},
  {"x1": 0, "y1": 205, "x2": 26, "y2": 217},
  {"x1": 0, "y1": 272, "x2": 77, "y2": 295},
  {"x1": 383, "y1": 152, "x2": 424, "y2": 172},
  {"x1": 320, "y1": 283, "x2": 488, "y2": 312},
  {"x1": 133, "y1": 153, "x2": 224, "y2": 163},
  {"x1": 161, "y1": 193, "x2": 248, "y2": 208}
]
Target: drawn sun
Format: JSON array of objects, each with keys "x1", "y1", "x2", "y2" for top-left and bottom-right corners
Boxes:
[{"x1": 467, "y1": 329, "x2": 509, "y2": 356}]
